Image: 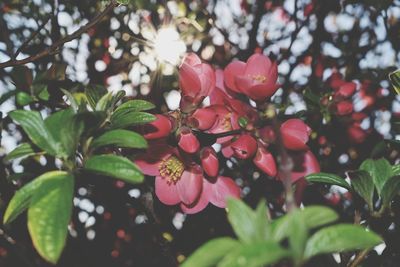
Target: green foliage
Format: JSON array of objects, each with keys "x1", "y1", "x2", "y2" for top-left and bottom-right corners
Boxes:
[
  {"x1": 184, "y1": 199, "x2": 381, "y2": 267},
  {"x1": 305, "y1": 158, "x2": 400, "y2": 215},
  {"x1": 84, "y1": 155, "x2": 144, "y2": 184},
  {"x1": 3, "y1": 80, "x2": 155, "y2": 263},
  {"x1": 305, "y1": 172, "x2": 351, "y2": 189},
  {"x1": 303, "y1": 224, "x2": 382, "y2": 259},
  {"x1": 389, "y1": 68, "x2": 400, "y2": 95}
]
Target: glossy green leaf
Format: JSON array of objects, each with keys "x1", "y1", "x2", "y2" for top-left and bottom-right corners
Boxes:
[
  {"x1": 227, "y1": 198, "x2": 258, "y2": 244},
  {"x1": 9, "y1": 110, "x2": 60, "y2": 156},
  {"x1": 95, "y1": 92, "x2": 113, "y2": 111},
  {"x1": 85, "y1": 85, "x2": 107, "y2": 110},
  {"x1": 45, "y1": 108, "x2": 83, "y2": 158},
  {"x1": 272, "y1": 206, "x2": 338, "y2": 242},
  {"x1": 110, "y1": 111, "x2": 155, "y2": 129},
  {"x1": 114, "y1": 99, "x2": 155, "y2": 114},
  {"x1": 360, "y1": 158, "x2": 393, "y2": 194},
  {"x1": 348, "y1": 170, "x2": 375, "y2": 209},
  {"x1": 28, "y1": 172, "x2": 74, "y2": 264},
  {"x1": 217, "y1": 241, "x2": 289, "y2": 267},
  {"x1": 380, "y1": 175, "x2": 400, "y2": 208},
  {"x1": 16, "y1": 91, "x2": 34, "y2": 106},
  {"x1": 181, "y1": 238, "x2": 240, "y2": 267},
  {"x1": 389, "y1": 69, "x2": 400, "y2": 95},
  {"x1": 84, "y1": 155, "x2": 144, "y2": 183},
  {"x1": 305, "y1": 172, "x2": 351, "y2": 190},
  {"x1": 91, "y1": 129, "x2": 147, "y2": 149},
  {"x1": 304, "y1": 224, "x2": 382, "y2": 259},
  {"x1": 4, "y1": 143, "x2": 37, "y2": 162},
  {"x1": 3, "y1": 171, "x2": 68, "y2": 225}
]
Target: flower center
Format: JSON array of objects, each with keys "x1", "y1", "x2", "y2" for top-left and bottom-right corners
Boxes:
[
  {"x1": 159, "y1": 156, "x2": 184, "y2": 184},
  {"x1": 252, "y1": 74, "x2": 267, "y2": 83},
  {"x1": 222, "y1": 113, "x2": 233, "y2": 131}
]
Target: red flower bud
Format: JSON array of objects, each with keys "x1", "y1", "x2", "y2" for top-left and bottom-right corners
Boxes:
[
  {"x1": 143, "y1": 114, "x2": 172, "y2": 140},
  {"x1": 334, "y1": 82, "x2": 356, "y2": 99},
  {"x1": 230, "y1": 134, "x2": 257, "y2": 159},
  {"x1": 179, "y1": 53, "x2": 215, "y2": 105},
  {"x1": 188, "y1": 107, "x2": 217, "y2": 130},
  {"x1": 253, "y1": 146, "x2": 277, "y2": 177},
  {"x1": 280, "y1": 119, "x2": 311, "y2": 150},
  {"x1": 347, "y1": 124, "x2": 367, "y2": 144},
  {"x1": 335, "y1": 100, "x2": 353, "y2": 115},
  {"x1": 201, "y1": 147, "x2": 219, "y2": 177},
  {"x1": 177, "y1": 127, "x2": 200, "y2": 153}
]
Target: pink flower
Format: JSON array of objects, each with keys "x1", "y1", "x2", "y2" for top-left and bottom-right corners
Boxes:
[
  {"x1": 188, "y1": 107, "x2": 217, "y2": 130},
  {"x1": 201, "y1": 147, "x2": 219, "y2": 177},
  {"x1": 135, "y1": 144, "x2": 203, "y2": 207},
  {"x1": 347, "y1": 124, "x2": 367, "y2": 144},
  {"x1": 224, "y1": 53, "x2": 279, "y2": 101},
  {"x1": 280, "y1": 119, "x2": 311, "y2": 151},
  {"x1": 179, "y1": 53, "x2": 215, "y2": 110},
  {"x1": 230, "y1": 134, "x2": 257, "y2": 159},
  {"x1": 335, "y1": 101, "x2": 353, "y2": 116},
  {"x1": 177, "y1": 127, "x2": 200, "y2": 154},
  {"x1": 181, "y1": 176, "x2": 240, "y2": 214},
  {"x1": 253, "y1": 146, "x2": 277, "y2": 177},
  {"x1": 142, "y1": 114, "x2": 173, "y2": 140},
  {"x1": 334, "y1": 82, "x2": 356, "y2": 99},
  {"x1": 280, "y1": 150, "x2": 320, "y2": 183}
]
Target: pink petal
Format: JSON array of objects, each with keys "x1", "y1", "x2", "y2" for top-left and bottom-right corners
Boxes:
[
  {"x1": 179, "y1": 63, "x2": 201, "y2": 97},
  {"x1": 180, "y1": 189, "x2": 210, "y2": 214},
  {"x1": 209, "y1": 176, "x2": 240, "y2": 208},
  {"x1": 176, "y1": 168, "x2": 203, "y2": 205},
  {"x1": 224, "y1": 61, "x2": 246, "y2": 92},
  {"x1": 244, "y1": 53, "x2": 273, "y2": 76},
  {"x1": 155, "y1": 176, "x2": 180, "y2": 205}
]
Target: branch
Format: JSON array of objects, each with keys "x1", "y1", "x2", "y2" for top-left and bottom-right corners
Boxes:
[
  {"x1": 0, "y1": 0, "x2": 118, "y2": 69},
  {"x1": 348, "y1": 249, "x2": 370, "y2": 267}
]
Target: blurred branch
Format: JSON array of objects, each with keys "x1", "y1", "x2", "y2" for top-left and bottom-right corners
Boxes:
[
  {"x1": 0, "y1": 9, "x2": 15, "y2": 60},
  {"x1": 0, "y1": 0, "x2": 118, "y2": 69},
  {"x1": 348, "y1": 249, "x2": 370, "y2": 267},
  {"x1": 13, "y1": 16, "x2": 51, "y2": 58}
]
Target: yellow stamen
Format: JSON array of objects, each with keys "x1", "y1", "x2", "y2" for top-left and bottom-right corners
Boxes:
[
  {"x1": 159, "y1": 156, "x2": 184, "y2": 184},
  {"x1": 252, "y1": 74, "x2": 267, "y2": 83}
]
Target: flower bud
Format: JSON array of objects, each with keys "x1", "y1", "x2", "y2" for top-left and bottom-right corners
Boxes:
[
  {"x1": 253, "y1": 146, "x2": 277, "y2": 177},
  {"x1": 335, "y1": 101, "x2": 353, "y2": 116},
  {"x1": 280, "y1": 119, "x2": 311, "y2": 151},
  {"x1": 230, "y1": 134, "x2": 257, "y2": 159},
  {"x1": 188, "y1": 108, "x2": 217, "y2": 130},
  {"x1": 200, "y1": 147, "x2": 219, "y2": 177},
  {"x1": 143, "y1": 114, "x2": 172, "y2": 140},
  {"x1": 177, "y1": 127, "x2": 200, "y2": 153}
]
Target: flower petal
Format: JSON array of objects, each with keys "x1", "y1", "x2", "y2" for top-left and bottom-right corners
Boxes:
[
  {"x1": 176, "y1": 167, "x2": 203, "y2": 205},
  {"x1": 155, "y1": 176, "x2": 180, "y2": 205},
  {"x1": 209, "y1": 176, "x2": 240, "y2": 208}
]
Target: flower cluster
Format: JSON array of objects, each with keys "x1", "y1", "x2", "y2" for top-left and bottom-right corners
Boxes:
[
  {"x1": 136, "y1": 53, "x2": 320, "y2": 214},
  {"x1": 321, "y1": 72, "x2": 378, "y2": 144}
]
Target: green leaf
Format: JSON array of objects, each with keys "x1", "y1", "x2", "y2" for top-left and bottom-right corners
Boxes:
[
  {"x1": 4, "y1": 143, "x2": 37, "y2": 162},
  {"x1": 16, "y1": 91, "x2": 34, "y2": 106},
  {"x1": 389, "y1": 69, "x2": 400, "y2": 95},
  {"x1": 45, "y1": 108, "x2": 83, "y2": 158},
  {"x1": 360, "y1": 158, "x2": 393, "y2": 194},
  {"x1": 227, "y1": 198, "x2": 258, "y2": 244},
  {"x1": 305, "y1": 172, "x2": 351, "y2": 190},
  {"x1": 303, "y1": 224, "x2": 382, "y2": 259},
  {"x1": 60, "y1": 89, "x2": 79, "y2": 111},
  {"x1": 254, "y1": 200, "x2": 272, "y2": 241},
  {"x1": 95, "y1": 92, "x2": 113, "y2": 111},
  {"x1": 9, "y1": 110, "x2": 60, "y2": 156},
  {"x1": 217, "y1": 242, "x2": 289, "y2": 267},
  {"x1": 3, "y1": 171, "x2": 68, "y2": 224},
  {"x1": 91, "y1": 129, "x2": 147, "y2": 149},
  {"x1": 114, "y1": 99, "x2": 155, "y2": 114},
  {"x1": 85, "y1": 85, "x2": 107, "y2": 110},
  {"x1": 110, "y1": 111, "x2": 155, "y2": 129},
  {"x1": 84, "y1": 155, "x2": 144, "y2": 183},
  {"x1": 393, "y1": 164, "x2": 400, "y2": 176},
  {"x1": 272, "y1": 206, "x2": 338, "y2": 242},
  {"x1": 348, "y1": 170, "x2": 375, "y2": 209},
  {"x1": 287, "y1": 210, "x2": 308, "y2": 263},
  {"x1": 28, "y1": 172, "x2": 74, "y2": 264},
  {"x1": 181, "y1": 238, "x2": 240, "y2": 267},
  {"x1": 380, "y1": 175, "x2": 400, "y2": 208}
]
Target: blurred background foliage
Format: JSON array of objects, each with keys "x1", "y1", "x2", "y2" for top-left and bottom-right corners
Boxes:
[{"x1": 0, "y1": 0, "x2": 400, "y2": 266}]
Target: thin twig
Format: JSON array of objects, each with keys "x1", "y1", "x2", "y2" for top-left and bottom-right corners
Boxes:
[
  {"x1": 14, "y1": 16, "x2": 51, "y2": 58},
  {"x1": 0, "y1": 0, "x2": 118, "y2": 69},
  {"x1": 348, "y1": 249, "x2": 370, "y2": 267}
]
